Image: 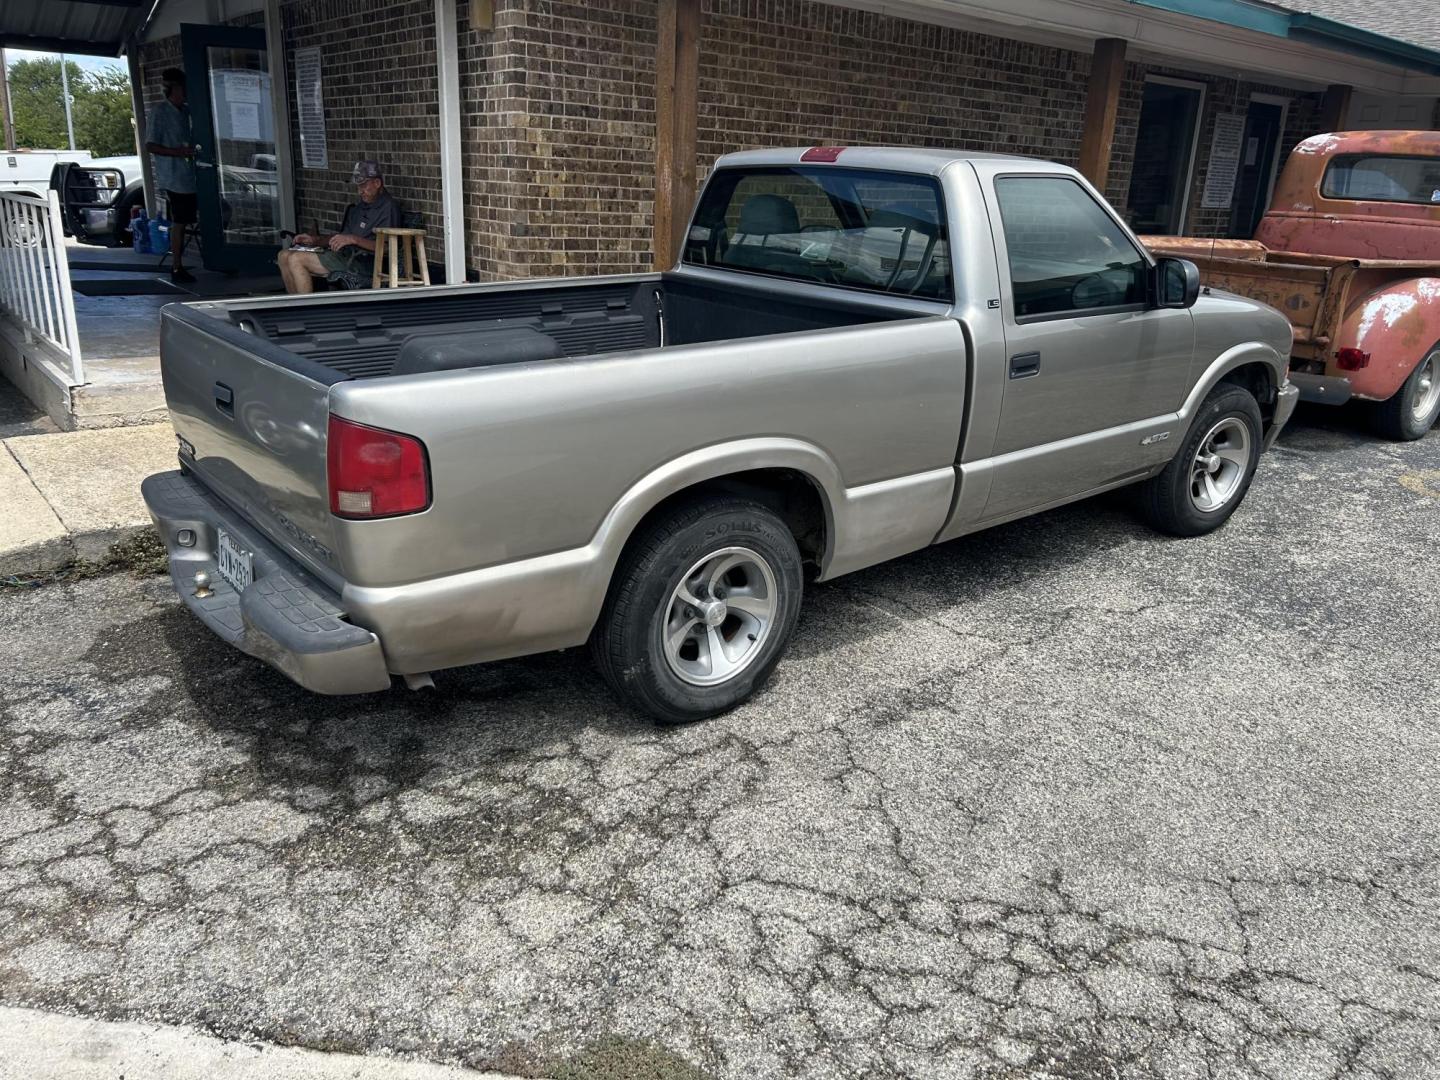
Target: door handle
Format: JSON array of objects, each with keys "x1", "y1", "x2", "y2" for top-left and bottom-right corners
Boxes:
[
  {"x1": 196, "y1": 161, "x2": 215, "y2": 169},
  {"x1": 214, "y1": 382, "x2": 234, "y2": 417},
  {"x1": 1009, "y1": 351, "x2": 1042, "y2": 379}
]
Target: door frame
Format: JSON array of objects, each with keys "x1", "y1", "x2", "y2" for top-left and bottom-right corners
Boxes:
[
  {"x1": 1249, "y1": 91, "x2": 1291, "y2": 213},
  {"x1": 1140, "y1": 74, "x2": 1207, "y2": 235},
  {"x1": 180, "y1": 22, "x2": 286, "y2": 274}
]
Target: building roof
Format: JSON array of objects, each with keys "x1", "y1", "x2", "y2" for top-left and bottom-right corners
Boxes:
[
  {"x1": 1279, "y1": 0, "x2": 1440, "y2": 52},
  {"x1": 0, "y1": 0, "x2": 148, "y2": 57}
]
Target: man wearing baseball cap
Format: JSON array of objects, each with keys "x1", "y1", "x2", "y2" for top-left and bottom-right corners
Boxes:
[{"x1": 278, "y1": 160, "x2": 403, "y2": 293}]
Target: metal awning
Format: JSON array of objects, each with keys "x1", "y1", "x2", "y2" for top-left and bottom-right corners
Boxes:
[{"x1": 1, "y1": 0, "x2": 152, "y2": 58}]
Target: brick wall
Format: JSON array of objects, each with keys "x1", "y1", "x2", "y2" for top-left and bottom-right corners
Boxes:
[
  {"x1": 697, "y1": 0, "x2": 1090, "y2": 183},
  {"x1": 455, "y1": 0, "x2": 658, "y2": 281}
]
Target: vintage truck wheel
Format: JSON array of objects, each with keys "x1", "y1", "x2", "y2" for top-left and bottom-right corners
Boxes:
[
  {"x1": 1371, "y1": 345, "x2": 1440, "y2": 441},
  {"x1": 1138, "y1": 383, "x2": 1262, "y2": 537},
  {"x1": 591, "y1": 496, "x2": 804, "y2": 724}
]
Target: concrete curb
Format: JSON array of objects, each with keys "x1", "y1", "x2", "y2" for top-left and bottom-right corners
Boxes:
[
  {"x1": 0, "y1": 424, "x2": 174, "y2": 579},
  {"x1": 0, "y1": 1005, "x2": 531, "y2": 1079}
]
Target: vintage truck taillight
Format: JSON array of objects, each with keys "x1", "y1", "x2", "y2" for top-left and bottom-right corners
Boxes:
[
  {"x1": 327, "y1": 415, "x2": 430, "y2": 518},
  {"x1": 1336, "y1": 347, "x2": 1371, "y2": 371}
]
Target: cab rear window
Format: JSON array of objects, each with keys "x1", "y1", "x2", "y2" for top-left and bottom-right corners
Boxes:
[
  {"x1": 682, "y1": 166, "x2": 953, "y2": 301},
  {"x1": 1321, "y1": 155, "x2": 1440, "y2": 205}
]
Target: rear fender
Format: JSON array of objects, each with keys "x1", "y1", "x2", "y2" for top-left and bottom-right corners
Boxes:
[{"x1": 1338, "y1": 279, "x2": 1440, "y2": 401}]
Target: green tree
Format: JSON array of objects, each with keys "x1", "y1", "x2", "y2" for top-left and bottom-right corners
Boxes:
[
  {"x1": 8, "y1": 57, "x2": 134, "y2": 158},
  {"x1": 74, "y1": 68, "x2": 135, "y2": 158}
]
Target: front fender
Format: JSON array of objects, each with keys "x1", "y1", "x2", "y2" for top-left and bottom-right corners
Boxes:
[
  {"x1": 1181, "y1": 340, "x2": 1286, "y2": 416},
  {"x1": 1338, "y1": 279, "x2": 1440, "y2": 402}
]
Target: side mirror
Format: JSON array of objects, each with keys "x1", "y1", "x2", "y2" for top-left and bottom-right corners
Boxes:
[{"x1": 1155, "y1": 256, "x2": 1201, "y2": 309}]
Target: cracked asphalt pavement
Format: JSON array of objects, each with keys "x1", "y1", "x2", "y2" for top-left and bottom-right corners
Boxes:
[{"x1": 2, "y1": 408, "x2": 1439, "y2": 1079}]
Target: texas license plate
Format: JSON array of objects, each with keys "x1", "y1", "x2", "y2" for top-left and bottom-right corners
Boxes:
[{"x1": 216, "y1": 530, "x2": 253, "y2": 592}]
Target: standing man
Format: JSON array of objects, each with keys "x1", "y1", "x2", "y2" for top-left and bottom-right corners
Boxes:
[
  {"x1": 145, "y1": 67, "x2": 197, "y2": 284},
  {"x1": 277, "y1": 161, "x2": 402, "y2": 294}
]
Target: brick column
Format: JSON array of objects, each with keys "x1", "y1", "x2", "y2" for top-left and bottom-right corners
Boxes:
[{"x1": 1077, "y1": 37, "x2": 1127, "y2": 189}]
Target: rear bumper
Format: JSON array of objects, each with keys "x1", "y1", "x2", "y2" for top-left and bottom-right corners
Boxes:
[
  {"x1": 1266, "y1": 380, "x2": 1302, "y2": 449},
  {"x1": 142, "y1": 470, "x2": 393, "y2": 695},
  {"x1": 1289, "y1": 372, "x2": 1353, "y2": 406}
]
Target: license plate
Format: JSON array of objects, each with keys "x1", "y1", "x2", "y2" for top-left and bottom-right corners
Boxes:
[{"x1": 216, "y1": 530, "x2": 253, "y2": 592}]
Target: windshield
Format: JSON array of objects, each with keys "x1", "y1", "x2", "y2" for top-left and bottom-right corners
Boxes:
[
  {"x1": 682, "y1": 166, "x2": 953, "y2": 301},
  {"x1": 1321, "y1": 155, "x2": 1440, "y2": 205}
]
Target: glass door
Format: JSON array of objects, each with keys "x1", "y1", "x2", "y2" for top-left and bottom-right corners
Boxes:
[
  {"x1": 181, "y1": 24, "x2": 285, "y2": 274},
  {"x1": 1125, "y1": 79, "x2": 1204, "y2": 235}
]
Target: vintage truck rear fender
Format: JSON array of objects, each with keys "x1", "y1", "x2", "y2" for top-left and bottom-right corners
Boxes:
[
  {"x1": 342, "y1": 437, "x2": 953, "y2": 674},
  {"x1": 1336, "y1": 278, "x2": 1440, "y2": 402}
]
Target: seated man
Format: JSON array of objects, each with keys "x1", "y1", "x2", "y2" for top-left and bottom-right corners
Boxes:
[{"x1": 277, "y1": 160, "x2": 402, "y2": 293}]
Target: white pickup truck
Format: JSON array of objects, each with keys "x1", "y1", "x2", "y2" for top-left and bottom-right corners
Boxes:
[
  {"x1": 0, "y1": 148, "x2": 93, "y2": 198},
  {"x1": 144, "y1": 146, "x2": 1297, "y2": 722}
]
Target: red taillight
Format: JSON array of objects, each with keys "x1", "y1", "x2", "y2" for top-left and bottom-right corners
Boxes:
[
  {"x1": 801, "y1": 146, "x2": 845, "y2": 163},
  {"x1": 1336, "y1": 347, "x2": 1371, "y2": 371},
  {"x1": 327, "y1": 415, "x2": 430, "y2": 519}
]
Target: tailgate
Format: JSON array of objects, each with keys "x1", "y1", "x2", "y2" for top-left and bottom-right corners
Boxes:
[{"x1": 160, "y1": 303, "x2": 345, "y2": 581}]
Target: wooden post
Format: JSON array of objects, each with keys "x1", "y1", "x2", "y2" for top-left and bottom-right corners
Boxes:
[
  {"x1": 1319, "y1": 83, "x2": 1352, "y2": 133},
  {"x1": 654, "y1": 0, "x2": 700, "y2": 270},
  {"x1": 1, "y1": 49, "x2": 15, "y2": 152},
  {"x1": 1077, "y1": 37, "x2": 1127, "y2": 191}
]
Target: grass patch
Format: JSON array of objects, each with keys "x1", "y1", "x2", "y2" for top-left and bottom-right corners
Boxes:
[
  {"x1": 479, "y1": 1036, "x2": 712, "y2": 1080},
  {"x1": 550, "y1": 1037, "x2": 712, "y2": 1080},
  {"x1": 1, "y1": 527, "x2": 167, "y2": 591}
]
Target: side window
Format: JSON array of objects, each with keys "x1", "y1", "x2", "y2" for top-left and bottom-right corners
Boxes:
[{"x1": 994, "y1": 176, "x2": 1147, "y2": 319}]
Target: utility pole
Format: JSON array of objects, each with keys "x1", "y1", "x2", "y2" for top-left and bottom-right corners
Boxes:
[
  {"x1": 59, "y1": 53, "x2": 76, "y2": 151},
  {"x1": 1, "y1": 49, "x2": 15, "y2": 151}
]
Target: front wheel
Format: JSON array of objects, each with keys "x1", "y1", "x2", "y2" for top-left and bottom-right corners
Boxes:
[
  {"x1": 1138, "y1": 383, "x2": 1263, "y2": 537},
  {"x1": 591, "y1": 497, "x2": 804, "y2": 724},
  {"x1": 1371, "y1": 344, "x2": 1440, "y2": 441}
]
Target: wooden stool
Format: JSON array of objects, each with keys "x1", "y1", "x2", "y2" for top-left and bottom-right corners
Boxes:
[{"x1": 372, "y1": 227, "x2": 431, "y2": 288}]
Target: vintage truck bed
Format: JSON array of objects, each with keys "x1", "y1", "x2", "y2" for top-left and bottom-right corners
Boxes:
[{"x1": 1144, "y1": 235, "x2": 1440, "y2": 402}]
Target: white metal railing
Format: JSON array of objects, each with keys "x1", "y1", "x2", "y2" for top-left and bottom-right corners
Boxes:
[{"x1": 0, "y1": 190, "x2": 85, "y2": 386}]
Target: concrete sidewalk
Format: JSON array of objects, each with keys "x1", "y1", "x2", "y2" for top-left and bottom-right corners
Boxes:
[
  {"x1": 0, "y1": 1006, "x2": 525, "y2": 1079},
  {"x1": 0, "y1": 423, "x2": 175, "y2": 578}
]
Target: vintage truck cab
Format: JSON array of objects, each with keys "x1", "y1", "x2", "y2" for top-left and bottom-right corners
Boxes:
[{"x1": 1147, "y1": 131, "x2": 1440, "y2": 440}]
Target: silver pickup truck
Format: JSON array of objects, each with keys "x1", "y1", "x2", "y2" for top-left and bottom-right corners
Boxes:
[{"x1": 143, "y1": 146, "x2": 1298, "y2": 722}]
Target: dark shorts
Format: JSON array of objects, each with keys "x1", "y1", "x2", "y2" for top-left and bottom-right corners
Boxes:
[
  {"x1": 165, "y1": 191, "x2": 197, "y2": 225},
  {"x1": 318, "y1": 248, "x2": 374, "y2": 276}
]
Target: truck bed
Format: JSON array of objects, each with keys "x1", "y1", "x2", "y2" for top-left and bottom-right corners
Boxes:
[{"x1": 217, "y1": 273, "x2": 911, "y2": 380}]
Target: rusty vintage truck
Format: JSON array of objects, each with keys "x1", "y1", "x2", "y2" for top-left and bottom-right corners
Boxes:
[{"x1": 1146, "y1": 130, "x2": 1440, "y2": 440}]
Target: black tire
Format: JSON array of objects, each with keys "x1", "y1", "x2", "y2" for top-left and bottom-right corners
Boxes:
[
  {"x1": 1370, "y1": 343, "x2": 1440, "y2": 441},
  {"x1": 1138, "y1": 383, "x2": 1263, "y2": 537},
  {"x1": 591, "y1": 496, "x2": 804, "y2": 724}
]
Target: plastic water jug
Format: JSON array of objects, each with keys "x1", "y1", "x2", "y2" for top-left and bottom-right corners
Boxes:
[{"x1": 148, "y1": 217, "x2": 170, "y2": 256}]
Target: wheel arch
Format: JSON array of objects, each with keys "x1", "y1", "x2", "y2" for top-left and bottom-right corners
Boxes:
[
  {"x1": 591, "y1": 438, "x2": 842, "y2": 587},
  {"x1": 1179, "y1": 342, "x2": 1285, "y2": 444},
  {"x1": 1337, "y1": 278, "x2": 1440, "y2": 403}
]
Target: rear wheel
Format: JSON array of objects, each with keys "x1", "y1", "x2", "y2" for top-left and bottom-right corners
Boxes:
[
  {"x1": 591, "y1": 497, "x2": 804, "y2": 724},
  {"x1": 1138, "y1": 383, "x2": 1262, "y2": 537},
  {"x1": 1371, "y1": 344, "x2": 1440, "y2": 441}
]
